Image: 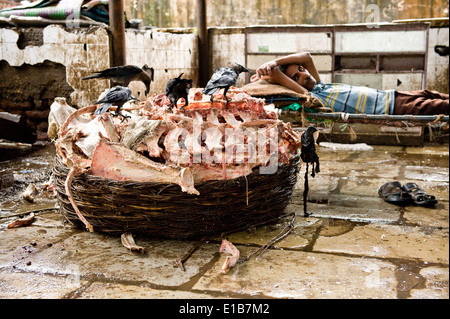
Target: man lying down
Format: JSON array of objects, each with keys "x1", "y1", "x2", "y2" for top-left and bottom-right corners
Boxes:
[{"x1": 249, "y1": 51, "x2": 449, "y2": 115}]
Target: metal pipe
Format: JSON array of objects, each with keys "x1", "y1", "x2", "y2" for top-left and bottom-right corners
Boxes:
[
  {"x1": 197, "y1": 0, "x2": 209, "y2": 87},
  {"x1": 279, "y1": 111, "x2": 449, "y2": 122},
  {"x1": 109, "y1": 0, "x2": 126, "y2": 67}
]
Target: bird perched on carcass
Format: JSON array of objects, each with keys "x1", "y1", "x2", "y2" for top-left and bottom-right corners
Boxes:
[
  {"x1": 93, "y1": 86, "x2": 139, "y2": 119},
  {"x1": 202, "y1": 63, "x2": 249, "y2": 105},
  {"x1": 164, "y1": 73, "x2": 193, "y2": 111},
  {"x1": 82, "y1": 65, "x2": 154, "y2": 96},
  {"x1": 300, "y1": 126, "x2": 320, "y2": 217}
]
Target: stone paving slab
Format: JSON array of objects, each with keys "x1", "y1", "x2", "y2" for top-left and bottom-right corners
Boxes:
[
  {"x1": 296, "y1": 202, "x2": 401, "y2": 223},
  {"x1": 0, "y1": 269, "x2": 87, "y2": 299},
  {"x1": 222, "y1": 216, "x2": 321, "y2": 250},
  {"x1": 404, "y1": 165, "x2": 449, "y2": 182},
  {"x1": 76, "y1": 282, "x2": 228, "y2": 299},
  {"x1": 11, "y1": 231, "x2": 218, "y2": 287},
  {"x1": 313, "y1": 223, "x2": 449, "y2": 264},
  {"x1": 405, "y1": 146, "x2": 449, "y2": 156},
  {"x1": 409, "y1": 266, "x2": 449, "y2": 299},
  {"x1": 403, "y1": 201, "x2": 449, "y2": 228},
  {"x1": 0, "y1": 223, "x2": 75, "y2": 269},
  {"x1": 317, "y1": 161, "x2": 401, "y2": 178},
  {"x1": 1, "y1": 144, "x2": 448, "y2": 300},
  {"x1": 193, "y1": 247, "x2": 398, "y2": 299}
]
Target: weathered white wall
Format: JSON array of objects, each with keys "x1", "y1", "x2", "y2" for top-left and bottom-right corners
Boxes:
[
  {"x1": 427, "y1": 26, "x2": 449, "y2": 93},
  {"x1": 211, "y1": 24, "x2": 448, "y2": 93},
  {"x1": 0, "y1": 25, "x2": 110, "y2": 107},
  {"x1": 0, "y1": 22, "x2": 448, "y2": 111},
  {"x1": 0, "y1": 25, "x2": 199, "y2": 107},
  {"x1": 210, "y1": 28, "x2": 247, "y2": 87},
  {"x1": 125, "y1": 28, "x2": 198, "y2": 98},
  {"x1": 334, "y1": 30, "x2": 427, "y2": 52}
]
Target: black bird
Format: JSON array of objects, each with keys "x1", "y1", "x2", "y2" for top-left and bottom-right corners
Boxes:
[
  {"x1": 165, "y1": 73, "x2": 193, "y2": 111},
  {"x1": 82, "y1": 65, "x2": 154, "y2": 96},
  {"x1": 202, "y1": 63, "x2": 249, "y2": 105},
  {"x1": 435, "y1": 45, "x2": 449, "y2": 57},
  {"x1": 301, "y1": 126, "x2": 320, "y2": 176},
  {"x1": 300, "y1": 126, "x2": 320, "y2": 217},
  {"x1": 93, "y1": 86, "x2": 138, "y2": 118}
]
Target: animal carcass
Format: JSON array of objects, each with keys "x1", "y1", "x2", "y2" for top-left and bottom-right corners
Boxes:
[{"x1": 50, "y1": 86, "x2": 302, "y2": 232}]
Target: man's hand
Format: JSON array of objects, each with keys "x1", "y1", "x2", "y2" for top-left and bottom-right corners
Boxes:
[
  {"x1": 250, "y1": 73, "x2": 270, "y2": 82},
  {"x1": 256, "y1": 60, "x2": 277, "y2": 78}
]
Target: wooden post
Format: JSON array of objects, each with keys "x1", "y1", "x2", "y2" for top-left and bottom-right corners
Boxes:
[
  {"x1": 109, "y1": 0, "x2": 126, "y2": 66},
  {"x1": 197, "y1": 0, "x2": 209, "y2": 87}
]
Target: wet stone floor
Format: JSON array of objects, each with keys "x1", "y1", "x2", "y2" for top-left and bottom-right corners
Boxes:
[{"x1": 0, "y1": 142, "x2": 448, "y2": 300}]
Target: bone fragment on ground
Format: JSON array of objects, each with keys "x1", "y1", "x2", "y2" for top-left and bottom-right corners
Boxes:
[
  {"x1": 8, "y1": 213, "x2": 35, "y2": 229},
  {"x1": 121, "y1": 232, "x2": 145, "y2": 253},
  {"x1": 219, "y1": 239, "x2": 240, "y2": 274},
  {"x1": 22, "y1": 183, "x2": 39, "y2": 202}
]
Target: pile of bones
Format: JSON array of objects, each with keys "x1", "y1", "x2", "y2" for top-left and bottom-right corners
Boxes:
[{"x1": 49, "y1": 87, "x2": 302, "y2": 269}]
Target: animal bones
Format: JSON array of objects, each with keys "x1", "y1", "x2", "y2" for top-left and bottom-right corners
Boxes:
[
  {"x1": 219, "y1": 239, "x2": 240, "y2": 274},
  {"x1": 50, "y1": 86, "x2": 302, "y2": 232}
]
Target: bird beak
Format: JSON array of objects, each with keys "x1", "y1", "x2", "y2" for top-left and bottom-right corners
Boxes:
[
  {"x1": 131, "y1": 96, "x2": 139, "y2": 101},
  {"x1": 313, "y1": 130, "x2": 320, "y2": 145},
  {"x1": 235, "y1": 63, "x2": 249, "y2": 73}
]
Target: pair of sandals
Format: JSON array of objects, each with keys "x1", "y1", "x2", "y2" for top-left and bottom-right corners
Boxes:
[{"x1": 378, "y1": 182, "x2": 437, "y2": 206}]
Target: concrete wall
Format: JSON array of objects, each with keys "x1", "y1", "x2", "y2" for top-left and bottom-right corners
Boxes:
[
  {"x1": 0, "y1": 22, "x2": 448, "y2": 140},
  {"x1": 0, "y1": 25, "x2": 199, "y2": 105},
  {"x1": 1, "y1": 23, "x2": 448, "y2": 103},
  {"x1": 210, "y1": 23, "x2": 449, "y2": 92},
  {"x1": 0, "y1": 25, "x2": 110, "y2": 107},
  {"x1": 125, "y1": 28, "x2": 198, "y2": 99},
  {"x1": 209, "y1": 28, "x2": 247, "y2": 87},
  {"x1": 427, "y1": 26, "x2": 450, "y2": 93},
  {"x1": 124, "y1": 0, "x2": 449, "y2": 28},
  {"x1": 0, "y1": 25, "x2": 199, "y2": 139}
]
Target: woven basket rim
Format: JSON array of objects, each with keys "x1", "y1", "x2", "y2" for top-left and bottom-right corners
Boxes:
[{"x1": 53, "y1": 153, "x2": 300, "y2": 238}]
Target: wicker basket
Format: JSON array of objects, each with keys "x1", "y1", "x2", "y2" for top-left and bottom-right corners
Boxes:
[{"x1": 53, "y1": 154, "x2": 300, "y2": 239}]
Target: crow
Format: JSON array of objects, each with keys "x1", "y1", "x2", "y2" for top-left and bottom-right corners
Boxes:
[
  {"x1": 300, "y1": 126, "x2": 320, "y2": 217},
  {"x1": 93, "y1": 86, "x2": 139, "y2": 119},
  {"x1": 164, "y1": 73, "x2": 193, "y2": 111},
  {"x1": 435, "y1": 45, "x2": 449, "y2": 57},
  {"x1": 202, "y1": 63, "x2": 249, "y2": 105},
  {"x1": 301, "y1": 126, "x2": 320, "y2": 176},
  {"x1": 82, "y1": 65, "x2": 154, "y2": 96}
]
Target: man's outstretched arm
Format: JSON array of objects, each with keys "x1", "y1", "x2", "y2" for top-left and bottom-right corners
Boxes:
[
  {"x1": 263, "y1": 68, "x2": 310, "y2": 94},
  {"x1": 256, "y1": 52, "x2": 321, "y2": 83}
]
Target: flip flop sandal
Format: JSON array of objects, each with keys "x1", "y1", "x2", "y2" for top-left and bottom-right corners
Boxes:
[
  {"x1": 402, "y1": 183, "x2": 438, "y2": 206},
  {"x1": 378, "y1": 181, "x2": 412, "y2": 205}
]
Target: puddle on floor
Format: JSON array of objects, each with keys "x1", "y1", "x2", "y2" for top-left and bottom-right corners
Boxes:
[{"x1": 1, "y1": 143, "x2": 57, "y2": 228}]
